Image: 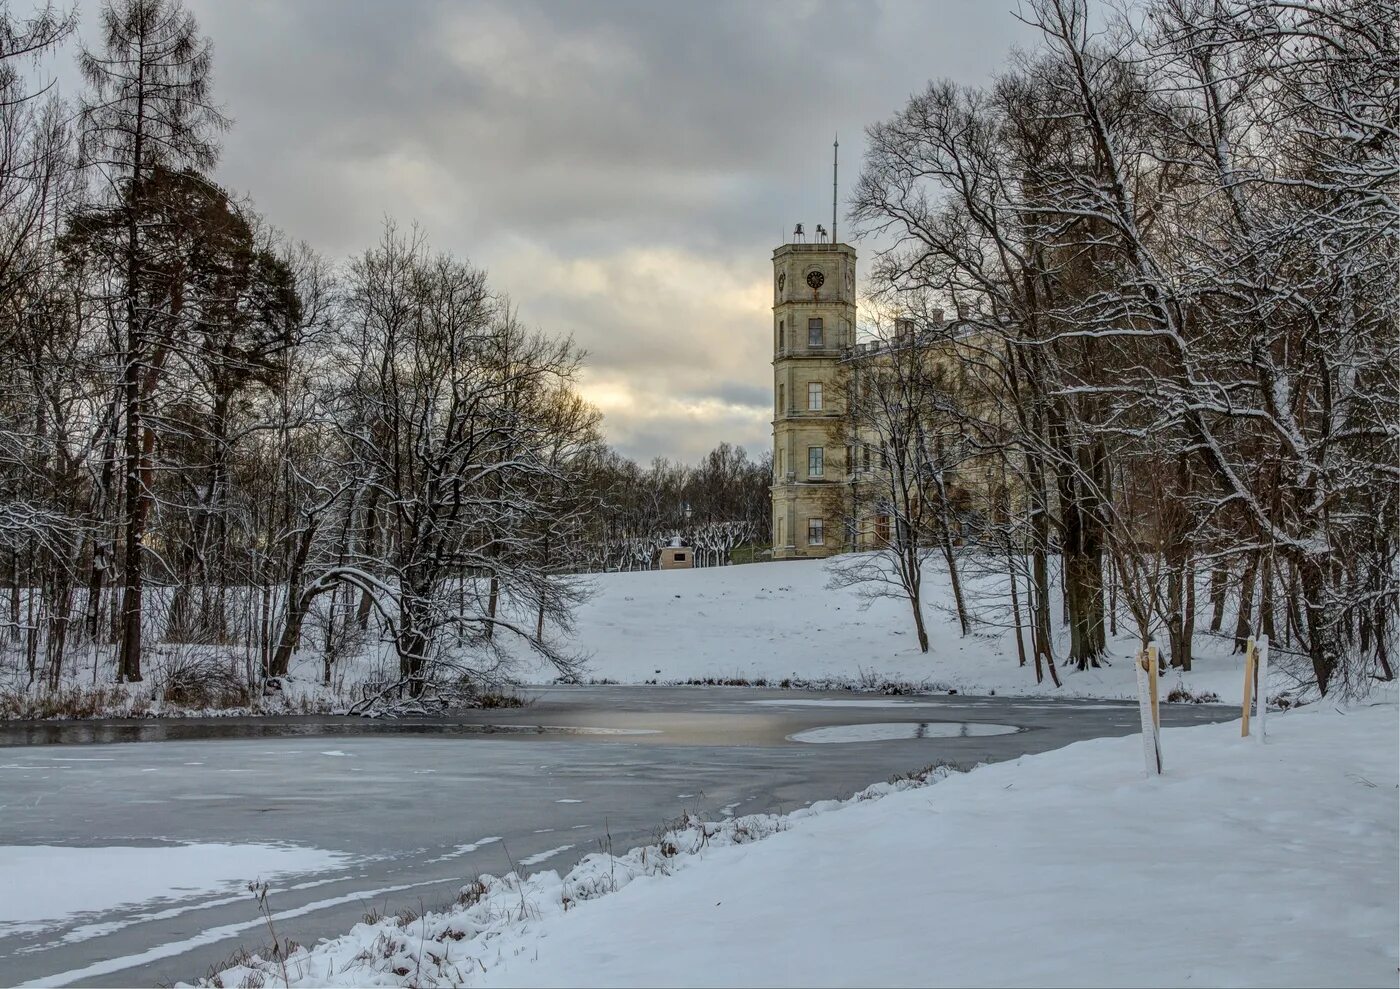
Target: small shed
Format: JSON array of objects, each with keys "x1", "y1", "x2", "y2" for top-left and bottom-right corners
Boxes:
[{"x1": 658, "y1": 537, "x2": 693, "y2": 570}]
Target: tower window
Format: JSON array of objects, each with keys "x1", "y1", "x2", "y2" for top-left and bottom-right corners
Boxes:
[
  {"x1": 778, "y1": 320, "x2": 785, "y2": 350},
  {"x1": 808, "y1": 517, "x2": 825, "y2": 546},
  {"x1": 778, "y1": 383, "x2": 785, "y2": 413},
  {"x1": 807, "y1": 382, "x2": 823, "y2": 411},
  {"x1": 808, "y1": 318, "x2": 824, "y2": 349},
  {"x1": 808, "y1": 446, "x2": 824, "y2": 478}
]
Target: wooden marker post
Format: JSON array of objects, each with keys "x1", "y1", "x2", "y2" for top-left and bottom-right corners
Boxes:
[
  {"x1": 1136, "y1": 646, "x2": 1163, "y2": 776},
  {"x1": 1255, "y1": 635, "x2": 1269, "y2": 741},
  {"x1": 1241, "y1": 637, "x2": 1256, "y2": 737}
]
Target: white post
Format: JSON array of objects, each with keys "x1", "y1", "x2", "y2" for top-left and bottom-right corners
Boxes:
[
  {"x1": 1136, "y1": 647, "x2": 1162, "y2": 776},
  {"x1": 1255, "y1": 634, "x2": 1269, "y2": 741},
  {"x1": 1241, "y1": 637, "x2": 1255, "y2": 737}
]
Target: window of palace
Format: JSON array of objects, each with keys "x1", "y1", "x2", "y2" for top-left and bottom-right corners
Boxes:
[
  {"x1": 808, "y1": 317, "x2": 823, "y2": 348},
  {"x1": 808, "y1": 517, "x2": 825, "y2": 546},
  {"x1": 808, "y1": 446, "x2": 824, "y2": 478},
  {"x1": 808, "y1": 382, "x2": 822, "y2": 411}
]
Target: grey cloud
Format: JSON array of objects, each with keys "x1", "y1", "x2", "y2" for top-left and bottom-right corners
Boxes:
[
  {"x1": 60, "y1": 0, "x2": 1030, "y2": 461},
  {"x1": 706, "y1": 383, "x2": 772, "y2": 409}
]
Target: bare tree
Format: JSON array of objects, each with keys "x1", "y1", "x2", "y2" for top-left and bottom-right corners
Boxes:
[{"x1": 851, "y1": 0, "x2": 1396, "y2": 695}]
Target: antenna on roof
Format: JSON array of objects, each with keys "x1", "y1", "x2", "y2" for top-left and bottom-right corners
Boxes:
[{"x1": 832, "y1": 135, "x2": 839, "y2": 244}]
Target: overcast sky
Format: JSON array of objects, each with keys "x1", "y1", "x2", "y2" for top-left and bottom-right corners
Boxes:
[{"x1": 59, "y1": 1, "x2": 1031, "y2": 463}]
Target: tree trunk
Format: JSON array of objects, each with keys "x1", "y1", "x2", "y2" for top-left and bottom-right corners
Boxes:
[
  {"x1": 1208, "y1": 566, "x2": 1228, "y2": 632},
  {"x1": 909, "y1": 582, "x2": 929, "y2": 654},
  {"x1": 1008, "y1": 545, "x2": 1027, "y2": 668},
  {"x1": 355, "y1": 487, "x2": 380, "y2": 630},
  {"x1": 116, "y1": 79, "x2": 147, "y2": 684},
  {"x1": 1373, "y1": 595, "x2": 1394, "y2": 682},
  {"x1": 1056, "y1": 443, "x2": 1106, "y2": 669},
  {"x1": 1027, "y1": 456, "x2": 1059, "y2": 686},
  {"x1": 937, "y1": 497, "x2": 970, "y2": 636},
  {"x1": 1233, "y1": 551, "x2": 1258, "y2": 654},
  {"x1": 85, "y1": 397, "x2": 121, "y2": 641},
  {"x1": 1259, "y1": 550, "x2": 1276, "y2": 642},
  {"x1": 116, "y1": 352, "x2": 145, "y2": 683},
  {"x1": 485, "y1": 575, "x2": 499, "y2": 640},
  {"x1": 267, "y1": 520, "x2": 320, "y2": 678},
  {"x1": 269, "y1": 586, "x2": 312, "y2": 680},
  {"x1": 1298, "y1": 553, "x2": 1337, "y2": 696}
]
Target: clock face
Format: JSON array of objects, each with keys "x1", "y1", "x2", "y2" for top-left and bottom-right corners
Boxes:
[
  {"x1": 777, "y1": 272, "x2": 785, "y2": 292},
  {"x1": 806, "y1": 270, "x2": 825, "y2": 290}
]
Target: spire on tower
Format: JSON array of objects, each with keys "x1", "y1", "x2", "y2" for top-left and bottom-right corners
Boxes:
[{"x1": 832, "y1": 134, "x2": 839, "y2": 244}]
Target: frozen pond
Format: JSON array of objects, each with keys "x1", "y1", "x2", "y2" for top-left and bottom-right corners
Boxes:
[{"x1": 0, "y1": 685, "x2": 1235, "y2": 987}]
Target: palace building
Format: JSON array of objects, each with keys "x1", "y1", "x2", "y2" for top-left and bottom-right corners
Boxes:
[{"x1": 769, "y1": 230, "x2": 1012, "y2": 561}]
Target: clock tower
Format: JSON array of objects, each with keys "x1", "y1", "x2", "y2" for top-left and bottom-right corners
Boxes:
[{"x1": 770, "y1": 234, "x2": 856, "y2": 559}]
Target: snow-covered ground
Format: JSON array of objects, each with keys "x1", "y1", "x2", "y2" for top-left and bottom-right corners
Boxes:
[
  {"x1": 202, "y1": 695, "x2": 1398, "y2": 988},
  {"x1": 516, "y1": 557, "x2": 1299, "y2": 703}
]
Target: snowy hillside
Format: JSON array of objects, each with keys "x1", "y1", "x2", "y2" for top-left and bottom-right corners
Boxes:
[{"x1": 515, "y1": 557, "x2": 1294, "y2": 704}]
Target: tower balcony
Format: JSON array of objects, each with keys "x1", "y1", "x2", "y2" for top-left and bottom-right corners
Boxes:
[
  {"x1": 772, "y1": 409, "x2": 841, "y2": 423},
  {"x1": 770, "y1": 474, "x2": 843, "y2": 489},
  {"x1": 773, "y1": 346, "x2": 847, "y2": 360}
]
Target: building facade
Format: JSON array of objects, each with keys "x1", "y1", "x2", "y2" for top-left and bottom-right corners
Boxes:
[
  {"x1": 769, "y1": 237, "x2": 1015, "y2": 561},
  {"x1": 770, "y1": 239, "x2": 855, "y2": 559}
]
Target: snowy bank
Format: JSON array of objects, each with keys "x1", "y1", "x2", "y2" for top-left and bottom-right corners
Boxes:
[{"x1": 202, "y1": 697, "x2": 1398, "y2": 988}]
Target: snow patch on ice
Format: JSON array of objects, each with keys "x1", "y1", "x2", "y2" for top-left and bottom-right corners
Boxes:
[
  {"x1": 424, "y1": 837, "x2": 503, "y2": 865},
  {"x1": 519, "y1": 845, "x2": 575, "y2": 867},
  {"x1": 0, "y1": 842, "x2": 352, "y2": 936}
]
